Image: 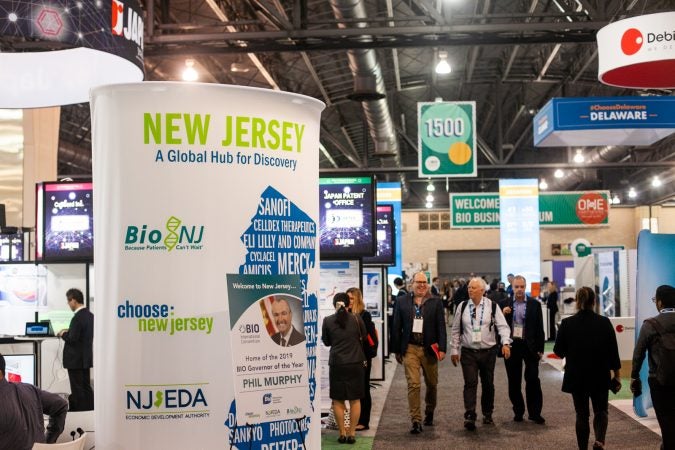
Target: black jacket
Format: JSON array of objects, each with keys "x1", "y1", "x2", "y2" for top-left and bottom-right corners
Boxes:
[
  {"x1": 502, "y1": 296, "x2": 545, "y2": 354},
  {"x1": 391, "y1": 293, "x2": 446, "y2": 357},
  {"x1": 554, "y1": 310, "x2": 620, "y2": 393},
  {"x1": 62, "y1": 307, "x2": 94, "y2": 369}
]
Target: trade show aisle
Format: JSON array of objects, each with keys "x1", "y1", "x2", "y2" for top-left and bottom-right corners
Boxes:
[{"x1": 372, "y1": 358, "x2": 662, "y2": 450}]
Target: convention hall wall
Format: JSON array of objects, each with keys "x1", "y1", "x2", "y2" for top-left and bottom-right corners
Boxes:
[{"x1": 401, "y1": 207, "x2": 674, "y2": 277}]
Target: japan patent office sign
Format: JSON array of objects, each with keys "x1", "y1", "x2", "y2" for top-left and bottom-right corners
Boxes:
[
  {"x1": 450, "y1": 191, "x2": 609, "y2": 228},
  {"x1": 418, "y1": 102, "x2": 477, "y2": 178}
]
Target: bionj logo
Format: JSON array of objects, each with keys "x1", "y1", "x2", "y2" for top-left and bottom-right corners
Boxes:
[{"x1": 621, "y1": 28, "x2": 643, "y2": 55}]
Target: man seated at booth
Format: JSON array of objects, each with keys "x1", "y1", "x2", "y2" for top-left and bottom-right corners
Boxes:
[{"x1": 0, "y1": 353, "x2": 68, "y2": 450}]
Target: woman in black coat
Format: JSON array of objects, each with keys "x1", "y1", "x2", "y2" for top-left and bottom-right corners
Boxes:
[
  {"x1": 554, "y1": 287, "x2": 621, "y2": 450},
  {"x1": 322, "y1": 292, "x2": 367, "y2": 444},
  {"x1": 546, "y1": 281, "x2": 559, "y2": 341}
]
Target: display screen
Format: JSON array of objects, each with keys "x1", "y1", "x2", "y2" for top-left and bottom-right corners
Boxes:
[
  {"x1": 41, "y1": 182, "x2": 94, "y2": 261},
  {"x1": 4, "y1": 354, "x2": 36, "y2": 385},
  {"x1": 0, "y1": 232, "x2": 23, "y2": 262},
  {"x1": 319, "y1": 176, "x2": 376, "y2": 258},
  {"x1": 363, "y1": 204, "x2": 395, "y2": 266}
]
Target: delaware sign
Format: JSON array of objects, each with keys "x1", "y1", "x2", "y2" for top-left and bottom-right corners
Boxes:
[
  {"x1": 418, "y1": 101, "x2": 477, "y2": 178},
  {"x1": 533, "y1": 96, "x2": 675, "y2": 147},
  {"x1": 450, "y1": 191, "x2": 609, "y2": 228}
]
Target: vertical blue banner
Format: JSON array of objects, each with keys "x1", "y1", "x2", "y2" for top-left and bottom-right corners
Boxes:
[
  {"x1": 377, "y1": 182, "x2": 402, "y2": 279},
  {"x1": 633, "y1": 231, "x2": 675, "y2": 417},
  {"x1": 499, "y1": 179, "x2": 541, "y2": 287}
]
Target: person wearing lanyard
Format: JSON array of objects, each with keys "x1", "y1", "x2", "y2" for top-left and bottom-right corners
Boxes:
[
  {"x1": 391, "y1": 271, "x2": 446, "y2": 435},
  {"x1": 501, "y1": 275, "x2": 545, "y2": 424},
  {"x1": 451, "y1": 277, "x2": 512, "y2": 431},
  {"x1": 630, "y1": 285, "x2": 675, "y2": 450}
]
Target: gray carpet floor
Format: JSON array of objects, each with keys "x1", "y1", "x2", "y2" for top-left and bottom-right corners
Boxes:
[{"x1": 373, "y1": 357, "x2": 662, "y2": 449}]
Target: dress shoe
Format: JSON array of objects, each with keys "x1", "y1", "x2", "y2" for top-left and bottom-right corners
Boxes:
[
  {"x1": 410, "y1": 421, "x2": 423, "y2": 434},
  {"x1": 513, "y1": 415, "x2": 524, "y2": 422},
  {"x1": 423, "y1": 413, "x2": 434, "y2": 426},
  {"x1": 483, "y1": 415, "x2": 494, "y2": 425},
  {"x1": 529, "y1": 415, "x2": 546, "y2": 425},
  {"x1": 464, "y1": 420, "x2": 476, "y2": 431},
  {"x1": 355, "y1": 424, "x2": 369, "y2": 431},
  {"x1": 347, "y1": 436, "x2": 356, "y2": 445},
  {"x1": 337, "y1": 435, "x2": 347, "y2": 444}
]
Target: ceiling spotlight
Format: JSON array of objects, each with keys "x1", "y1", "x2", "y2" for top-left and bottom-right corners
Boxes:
[
  {"x1": 539, "y1": 179, "x2": 548, "y2": 190},
  {"x1": 573, "y1": 149, "x2": 585, "y2": 164},
  {"x1": 182, "y1": 59, "x2": 198, "y2": 82},
  {"x1": 628, "y1": 187, "x2": 637, "y2": 199},
  {"x1": 554, "y1": 169, "x2": 564, "y2": 179},
  {"x1": 230, "y1": 62, "x2": 250, "y2": 73},
  {"x1": 435, "y1": 50, "x2": 452, "y2": 75},
  {"x1": 651, "y1": 176, "x2": 662, "y2": 187},
  {"x1": 426, "y1": 194, "x2": 434, "y2": 202},
  {"x1": 425, "y1": 201, "x2": 433, "y2": 209},
  {"x1": 426, "y1": 183, "x2": 435, "y2": 192},
  {"x1": 612, "y1": 194, "x2": 621, "y2": 205}
]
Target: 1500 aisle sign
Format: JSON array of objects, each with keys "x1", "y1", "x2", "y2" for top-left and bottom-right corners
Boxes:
[
  {"x1": 450, "y1": 191, "x2": 609, "y2": 228},
  {"x1": 418, "y1": 102, "x2": 477, "y2": 178}
]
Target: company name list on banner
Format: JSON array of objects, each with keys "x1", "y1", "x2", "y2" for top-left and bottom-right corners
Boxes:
[{"x1": 91, "y1": 82, "x2": 324, "y2": 449}]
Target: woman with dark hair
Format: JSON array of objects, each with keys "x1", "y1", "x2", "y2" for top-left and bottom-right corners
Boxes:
[
  {"x1": 322, "y1": 292, "x2": 367, "y2": 444},
  {"x1": 554, "y1": 287, "x2": 621, "y2": 450},
  {"x1": 347, "y1": 287, "x2": 377, "y2": 431},
  {"x1": 546, "y1": 281, "x2": 559, "y2": 341}
]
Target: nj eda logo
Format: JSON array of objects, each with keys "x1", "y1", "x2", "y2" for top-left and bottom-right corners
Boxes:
[
  {"x1": 111, "y1": 0, "x2": 144, "y2": 49},
  {"x1": 126, "y1": 387, "x2": 207, "y2": 410}
]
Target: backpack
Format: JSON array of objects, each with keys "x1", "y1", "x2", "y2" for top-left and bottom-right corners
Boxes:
[
  {"x1": 646, "y1": 317, "x2": 675, "y2": 386},
  {"x1": 459, "y1": 300, "x2": 501, "y2": 350},
  {"x1": 362, "y1": 312, "x2": 379, "y2": 359}
]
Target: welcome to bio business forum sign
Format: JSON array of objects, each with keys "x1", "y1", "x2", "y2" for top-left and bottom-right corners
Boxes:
[{"x1": 450, "y1": 191, "x2": 609, "y2": 229}]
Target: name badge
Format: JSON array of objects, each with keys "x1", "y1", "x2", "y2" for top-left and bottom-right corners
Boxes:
[
  {"x1": 513, "y1": 324, "x2": 524, "y2": 339},
  {"x1": 472, "y1": 330, "x2": 482, "y2": 344},
  {"x1": 413, "y1": 317, "x2": 424, "y2": 333}
]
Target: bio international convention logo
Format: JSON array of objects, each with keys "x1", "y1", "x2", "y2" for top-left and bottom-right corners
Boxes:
[{"x1": 124, "y1": 216, "x2": 204, "y2": 252}]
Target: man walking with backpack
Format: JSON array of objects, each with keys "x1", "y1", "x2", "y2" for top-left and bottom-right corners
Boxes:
[
  {"x1": 451, "y1": 277, "x2": 512, "y2": 430},
  {"x1": 631, "y1": 284, "x2": 675, "y2": 450}
]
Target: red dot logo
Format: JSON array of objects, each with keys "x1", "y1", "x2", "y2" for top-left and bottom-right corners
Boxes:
[
  {"x1": 616, "y1": 324, "x2": 624, "y2": 333},
  {"x1": 621, "y1": 28, "x2": 643, "y2": 55}
]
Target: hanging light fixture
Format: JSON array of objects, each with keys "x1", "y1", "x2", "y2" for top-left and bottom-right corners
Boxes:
[
  {"x1": 628, "y1": 187, "x2": 637, "y2": 199},
  {"x1": 182, "y1": 59, "x2": 199, "y2": 81},
  {"x1": 426, "y1": 194, "x2": 434, "y2": 202},
  {"x1": 426, "y1": 182, "x2": 435, "y2": 192},
  {"x1": 554, "y1": 169, "x2": 565, "y2": 178},
  {"x1": 573, "y1": 149, "x2": 585, "y2": 163},
  {"x1": 612, "y1": 194, "x2": 621, "y2": 204},
  {"x1": 539, "y1": 179, "x2": 548, "y2": 190},
  {"x1": 435, "y1": 50, "x2": 452, "y2": 75},
  {"x1": 651, "y1": 176, "x2": 663, "y2": 187},
  {"x1": 425, "y1": 202, "x2": 433, "y2": 209}
]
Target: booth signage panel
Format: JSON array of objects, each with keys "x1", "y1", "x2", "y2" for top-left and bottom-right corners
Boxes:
[
  {"x1": 597, "y1": 12, "x2": 675, "y2": 89},
  {"x1": 377, "y1": 182, "x2": 403, "y2": 278},
  {"x1": 418, "y1": 101, "x2": 477, "y2": 178},
  {"x1": 450, "y1": 191, "x2": 609, "y2": 228},
  {"x1": 90, "y1": 82, "x2": 324, "y2": 449},
  {"x1": 533, "y1": 97, "x2": 675, "y2": 147}
]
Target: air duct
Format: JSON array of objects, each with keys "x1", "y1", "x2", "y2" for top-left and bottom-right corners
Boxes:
[
  {"x1": 329, "y1": 0, "x2": 408, "y2": 197},
  {"x1": 552, "y1": 146, "x2": 629, "y2": 190}
]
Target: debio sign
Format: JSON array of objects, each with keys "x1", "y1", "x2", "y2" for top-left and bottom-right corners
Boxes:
[{"x1": 450, "y1": 191, "x2": 609, "y2": 228}]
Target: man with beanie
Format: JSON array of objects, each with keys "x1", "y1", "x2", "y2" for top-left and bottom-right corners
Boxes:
[{"x1": 631, "y1": 285, "x2": 675, "y2": 450}]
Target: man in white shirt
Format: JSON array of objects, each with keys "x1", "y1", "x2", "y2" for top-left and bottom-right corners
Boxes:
[{"x1": 451, "y1": 277, "x2": 512, "y2": 430}]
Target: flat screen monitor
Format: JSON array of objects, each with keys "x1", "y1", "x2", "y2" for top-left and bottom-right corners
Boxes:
[
  {"x1": 39, "y1": 181, "x2": 94, "y2": 262},
  {"x1": 4, "y1": 354, "x2": 36, "y2": 385},
  {"x1": 319, "y1": 176, "x2": 376, "y2": 259},
  {"x1": 363, "y1": 204, "x2": 395, "y2": 266},
  {"x1": 0, "y1": 232, "x2": 24, "y2": 262}
]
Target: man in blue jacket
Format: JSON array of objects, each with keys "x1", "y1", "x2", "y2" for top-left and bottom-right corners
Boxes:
[{"x1": 391, "y1": 272, "x2": 446, "y2": 434}]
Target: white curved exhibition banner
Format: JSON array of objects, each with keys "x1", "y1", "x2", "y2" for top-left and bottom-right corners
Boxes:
[{"x1": 90, "y1": 82, "x2": 324, "y2": 449}]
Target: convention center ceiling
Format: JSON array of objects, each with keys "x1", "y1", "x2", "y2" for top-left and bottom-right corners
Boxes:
[{"x1": 50, "y1": 0, "x2": 675, "y2": 208}]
